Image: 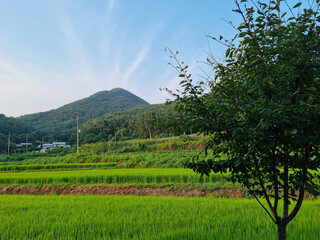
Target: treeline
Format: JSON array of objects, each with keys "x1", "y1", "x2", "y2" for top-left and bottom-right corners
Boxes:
[
  {"x1": 0, "y1": 89, "x2": 193, "y2": 154},
  {"x1": 0, "y1": 114, "x2": 34, "y2": 154},
  {"x1": 0, "y1": 103, "x2": 190, "y2": 154},
  {"x1": 79, "y1": 104, "x2": 187, "y2": 144}
]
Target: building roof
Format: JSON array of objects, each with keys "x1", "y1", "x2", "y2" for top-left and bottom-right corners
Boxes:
[{"x1": 43, "y1": 144, "x2": 54, "y2": 147}]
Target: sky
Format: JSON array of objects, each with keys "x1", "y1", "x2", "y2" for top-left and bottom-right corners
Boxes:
[{"x1": 0, "y1": 0, "x2": 252, "y2": 117}]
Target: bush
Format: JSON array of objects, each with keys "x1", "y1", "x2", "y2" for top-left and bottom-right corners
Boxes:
[{"x1": 179, "y1": 134, "x2": 192, "y2": 142}]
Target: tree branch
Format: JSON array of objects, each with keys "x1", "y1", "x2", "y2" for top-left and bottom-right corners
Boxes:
[
  {"x1": 253, "y1": 192, "x2": 277, "y2": 224},
  {"x1": 252, "y1": 153, "x2": 278, "y2": 222},
  {"x1": 283, "y1": 157, "x2": 289, "y2": 219},
  {"x1": 285, "y1": 144, "x2": 310, "y2": 224},
  {"x1": 271, "y1": 134, "x2": 279, "y2": 219}
]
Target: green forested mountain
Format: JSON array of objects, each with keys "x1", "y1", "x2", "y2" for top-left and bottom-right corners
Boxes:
[
  {"x1": 17, "y1": 88, "x2": 150, "y2": 143},
  {"x1": 0, "y1": 114, "x2": 34, "y2": 154},
  {"x1": 80, "y1": 104, "x2": 186, "y2": 144},
  {"x1": 1, "y1": 88, "x2": 187, "y2": 154}
]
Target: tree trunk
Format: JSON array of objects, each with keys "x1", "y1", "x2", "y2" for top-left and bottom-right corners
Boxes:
[{"x1": 277, "y1": 223, "x2": 287, "y2": 240}]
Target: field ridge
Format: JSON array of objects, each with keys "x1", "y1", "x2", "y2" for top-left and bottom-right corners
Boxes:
[{"x1": 0, "y1": 185, "x2": 244, "y2": 197}]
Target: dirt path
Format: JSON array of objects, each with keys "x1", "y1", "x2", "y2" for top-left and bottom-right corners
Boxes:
[{"x1": 0, "y1": 185, "x2": 245, "y2": 197}]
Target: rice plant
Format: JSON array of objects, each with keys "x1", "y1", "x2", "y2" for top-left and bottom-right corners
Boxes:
[
  {"x1": 0, "y1": 195, "x2": 318, "y2": 240},
  {"x1": 0, "y1": 168, "x2": 229, "y2": 186},
  {"x1": 0, "y1": 162, "x2": 118, "y2": 172}
]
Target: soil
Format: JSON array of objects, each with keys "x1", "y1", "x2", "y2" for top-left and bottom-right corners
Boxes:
[{"x1": 0, "y1": 185, "x2": 245, "y2": 198}]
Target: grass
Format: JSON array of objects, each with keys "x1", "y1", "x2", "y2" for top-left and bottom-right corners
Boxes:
[
  {"x1": 0, "y1": 195, "x2": 319, "y2": 239},
  {"x1": 0, "y1": 150, "x2": 202, "y2": 168},
  {"x1": 0, "y1": 168, "x2": 231, "y2": 187},
  {"x1": 0, "y1": 162, "x2": 118, "y2": 172}
]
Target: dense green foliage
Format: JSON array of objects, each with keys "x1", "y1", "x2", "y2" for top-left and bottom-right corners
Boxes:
[
  {"x1": 81, "y1": 135, "x2": 204, "y2": 154},
  {"x1": 0, "y1": 114, "x2": 34, "y2": 154},
  {"x1": 169, "y1": 1, "x2": 320, "y2": 238},
  {"x1": 80, "y1": 104, "x2": 185, "y2": 144},
  {"x1": 0, "y1": 195, "x2": 319, "y2": 240}
]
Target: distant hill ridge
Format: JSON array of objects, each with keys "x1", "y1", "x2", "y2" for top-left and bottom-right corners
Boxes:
[
  {"x1": 18, "y1": 88, "x2": 149, "y2": 126},
  {"x1": 16, "y1": 88, "x2": 149, "y2": 142}
]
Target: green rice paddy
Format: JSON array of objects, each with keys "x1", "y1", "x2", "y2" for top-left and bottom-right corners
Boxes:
[
  {"x1": 0, "y1": 195, "x2": 318, "y2": 240},
  {"x1": 0, "y1": 162, "x2": 118, "y2": 172},
  {"x1": 0, "y1": 168, "x2": 229, "y2": 186},
  {"x1": 0, "y1": 149, "x2": 317, "y2": 240}
]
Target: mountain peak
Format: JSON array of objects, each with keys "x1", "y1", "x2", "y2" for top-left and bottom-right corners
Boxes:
[
  {"x1": 90, "y1": 88, "x2": 149, "y2": 105},
  {"x1": 18, "y1": 88, "x2": 150, "y2": 136}
]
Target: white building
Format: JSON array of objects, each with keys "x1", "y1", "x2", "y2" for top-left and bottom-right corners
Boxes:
[
  {"x1": 41, "y1": 142, "x2": 71, "y2": 151},
  {"x1": 16, "y1": 143, "x2": 33, "y2": 148}
]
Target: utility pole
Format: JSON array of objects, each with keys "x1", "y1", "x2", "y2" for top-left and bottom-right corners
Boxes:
[
  {"x1": 26, "y1": 135, "x2": 28, "y2": 150},
  {"x1": 7, "y1": 132, "x2": 10, "y2": 156},
  {"x1": 77, "y1": 116, "x2": 79, "y2": 153}
]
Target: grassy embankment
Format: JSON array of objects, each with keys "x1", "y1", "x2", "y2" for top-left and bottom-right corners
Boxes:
[{"x1": 0, "y1": 136, "x2": 206, "y2": 168}]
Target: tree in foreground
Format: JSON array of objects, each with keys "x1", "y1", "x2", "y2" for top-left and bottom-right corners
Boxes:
[{"x1": 165, "y1": 1, "x2": 320, "y2": 239}]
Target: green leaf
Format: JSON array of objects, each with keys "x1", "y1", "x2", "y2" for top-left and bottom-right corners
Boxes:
[
  {"x1": 293, "y1": 2, "x2": 302, "y2": 8},
  {"x1": 225, "y1": 48, "x2": 231, "y2": 58},
  {"x1": 257, "y1": 10, "x2": 264, "y2": 15},
  {"x1": 309, "y1": 87, "x2": 317, "y2": 92},
  {"x1": 248, "y1": 87, "x2": 256, "y2": 93},
  {"x1": 239, "y1": 32, "x2": 246, "y2": 38}
]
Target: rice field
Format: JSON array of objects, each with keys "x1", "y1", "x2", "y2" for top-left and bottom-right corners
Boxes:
[
  {"x1": 0, "y1": 168, "x2": 229, "y2": 186},
  {"x1": 0, "y1": 195, "x2": 318, "y2": 240},
  {"x1": 0, "y1": 162, "x2": 118, "y2": 172}
]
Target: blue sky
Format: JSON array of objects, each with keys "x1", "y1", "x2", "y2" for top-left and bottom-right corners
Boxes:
[{"x1": 0, "y1": 0, "x2": 304, "y2": 117}]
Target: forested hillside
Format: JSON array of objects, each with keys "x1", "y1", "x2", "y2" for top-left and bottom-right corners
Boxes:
[
  {"x1": 17, "y1": 88, "x2": 150, "y2": 143},
  {"x1": 80, "y1": 104, "x2": 186, "y2": 144},
  {"x1": 1, "y1": 89, "x2": 188, "y2": 154},
  {"x1": 0, "y1": 114, "x2": 34, "y2": 154}
]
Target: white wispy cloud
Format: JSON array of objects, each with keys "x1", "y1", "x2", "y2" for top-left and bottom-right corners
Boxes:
[
  {"x1": 122, "y1": 46, "x2": 149, "y2": 85},
  {"x1": 46, "y1": 0, "x2": 98, "y2": 85},
  {"x1": 107, "y1": 0, "x2": 116, "y2": 14}
]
